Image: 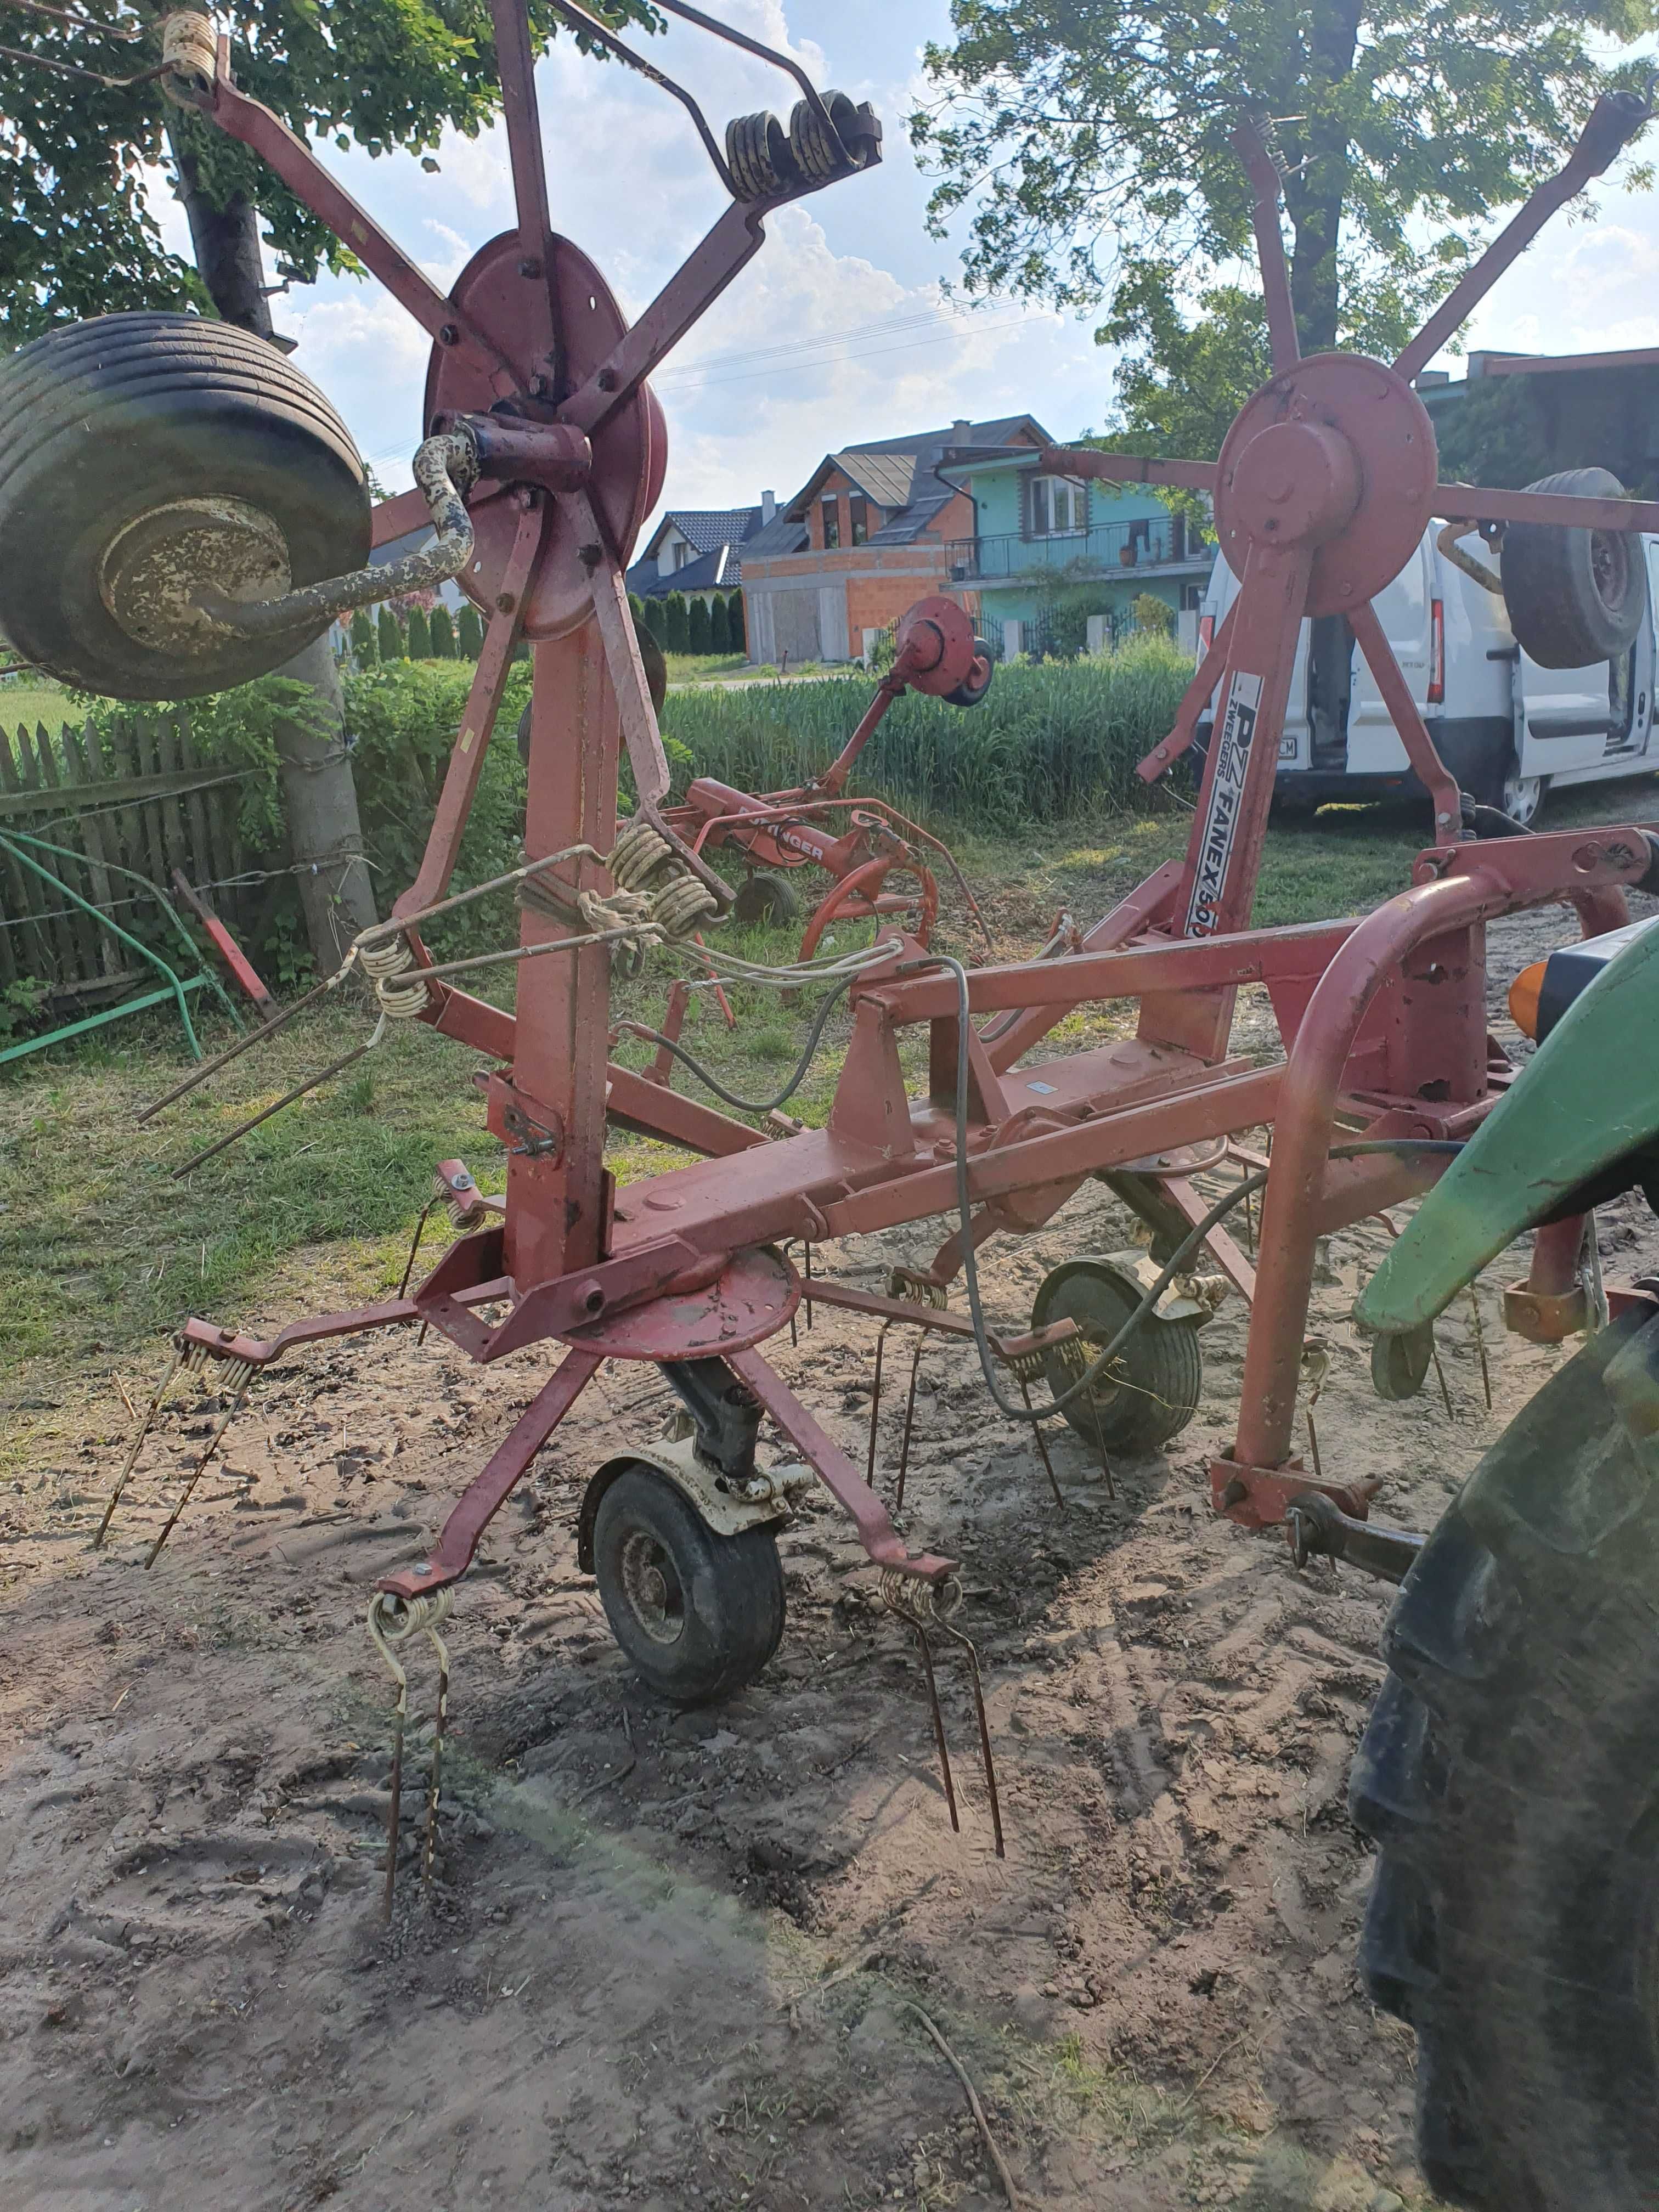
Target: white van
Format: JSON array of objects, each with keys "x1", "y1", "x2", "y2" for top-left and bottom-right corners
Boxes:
[{"x1": 1197, "y1": 492, "x2": 1659, "y2": 826}]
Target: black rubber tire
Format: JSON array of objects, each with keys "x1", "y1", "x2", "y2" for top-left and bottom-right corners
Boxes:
[
  {"x1": 1499, "y1": 467, "x2": 1645, "y2": 669},
  {"x1": 732, "y1": 871, "x2": 802, "y2": 926},
  {"x1": 0, "y1": 312, "x2": 369, "y2": 700},
  {"x1": 946, "y1": 639, "x2": 995, "y2": 708},
  {"x1": 1031, "y1": 1257, "x2": 1202, "y2": 1454},
  {"x1": 1370, "y1": 1325, "x2": 1433, "y2": 1401},
  {"x1": 591, "y1": 1464, "x2": 784, "y2": 1706},
  {"x1": 1351, "y1": 1310, "x2": 1659, "y2": 2210}
]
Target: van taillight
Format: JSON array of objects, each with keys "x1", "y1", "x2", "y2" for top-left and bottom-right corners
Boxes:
[
  {"x1": 1198, "y1": 614, "x2": 1215, "y2": 654},
  {"x1": 1428, "y1": 598, "x2": 1444, "y2": 704}
]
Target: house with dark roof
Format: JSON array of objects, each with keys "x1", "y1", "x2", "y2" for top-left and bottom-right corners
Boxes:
[
  {"x1": 738, "y1": 413, "x2": 1216, "y2": 664},
  {"x1": 739, "y1": 415, "x2": 1045, "y2": 666},
  {"x1": 625, "y1": 501, "x2": 769, "y2": 610}
]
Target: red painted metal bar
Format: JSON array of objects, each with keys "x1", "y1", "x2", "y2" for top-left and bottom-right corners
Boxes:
[
  {"x1": 198, "y1": 64, "x2": 518, "y2": 393},
  {"x1": 1137, "y1": 602, "x2": 1237, "y2": 783},
  {"x1": 606, "y1": 1061, "x2": 769, "y2": 1157},
  {"x1": 1233, "y1": 844, "x2": 1644, "y2": 1470},
  {"x1": 825, "y1": 1063, "x2": 1285, "y2": 1237},
  {"x1": 558, "y1": 200, "x2": 766, "y2": 439},
  {"x1": 1348, "y1": 598, "x2": 1462, "y2": 838},
  {"x1": 370, "y1": 488, "x2": 437, "y2": 549},
  {"x1": 864, "y1": 915, "x2": 1356, "y2": 1023},
  {"x1": 981, "y1": 859, "x2": 1184, "y2": 1074},
  {"x1": 375, "y1": 1347, "x2": 605, "y2": 1601},
  {"x1": 1037, "y1": 448, "x2": 1220, "y2": 495},
  {"x1": 1432, "y1": 482, "x2": 1659, "y2": 534},
  {"x1": 817, "y1": 674, "x2": 906, "y2": 797},
  {"x1": 1233, "y1": 125, "x2": 1300, "y2": 371},
  {"x1": 1396, "y1": 91, "x2": 1653, "y2": 385},
  {"x1": 725, "y1": 1346, "x2": 957, "y2": 1582},
  {"x1": 169, "y1": 868, "x2": 275, "y2": 1013},
  {"x1": 489, "y1": 0, "x2": 561, "y2": 380},
  {"x1": 393, "y1": 496, "x2": 545, "y2": 919}
]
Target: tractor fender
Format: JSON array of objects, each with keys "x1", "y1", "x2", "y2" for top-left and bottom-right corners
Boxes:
[
  {"x1": 1358, "y1": 918, "x2": 1659, "y2": 1334},
  {"x1": 576, "y1": 1435, "x2": 791, "y2": 1573}
]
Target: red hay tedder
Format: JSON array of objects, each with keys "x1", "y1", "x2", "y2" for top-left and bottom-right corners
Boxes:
[{"x1": 8, "y1": 2, "x2": 1659, "y2": 1877}]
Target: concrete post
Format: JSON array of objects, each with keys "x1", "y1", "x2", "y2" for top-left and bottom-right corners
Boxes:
[{"x1": 272, "y1": 633, "x2": 378, "y2": 967}]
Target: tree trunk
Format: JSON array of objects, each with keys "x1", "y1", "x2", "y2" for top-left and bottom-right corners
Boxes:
[
  {"x1": 272, "y1": 634, "x2": 379, "y2": 961},
  {"x1": 1283, "y1": 0, "x2": 1364, "y2": 354},
  {"x1": 170, "y1": 126, "x2": 379, "y2": 962}
]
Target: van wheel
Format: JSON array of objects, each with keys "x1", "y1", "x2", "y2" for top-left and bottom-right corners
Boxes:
[
  {"x1": 1351, "y1": 1312, "x2": 1659, "y2": 2209},
  {"x1": 1499, "y1": 466, "x2": 1645, "y2": 669},
  {"x1": 1499, "y1": 761, "x2": 1546, "y2": 827}
]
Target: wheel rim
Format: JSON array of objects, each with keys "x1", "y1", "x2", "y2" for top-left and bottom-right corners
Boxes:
[
  {"x1": 1592, "y1": 529, "x2": 1630, "y2": 615},
  {"x1": 1502, "y1": 769, "x2": 1543, "y2": 825},
  {"x1": 618, "y1": 1527, "x2": 686, "y2": 1645}
]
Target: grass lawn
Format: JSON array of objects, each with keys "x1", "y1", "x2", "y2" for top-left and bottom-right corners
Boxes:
[
  {"x1": 1, "y1": 772, "x2": 1650, "y2": 1474},
  {"x1": 0, "y1": 680, "x2": 72, "y2": 739},
  {"x1": 663, "y1": 651, "x2": 749, "y2": 686}
]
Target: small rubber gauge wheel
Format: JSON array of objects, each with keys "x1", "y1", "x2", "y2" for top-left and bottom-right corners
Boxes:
[
  {"x1": 0, "y1": 311, "x2": 370, "y2": 699},
  {"x1": 1031, "y1": 1256, "x2": 1202, "y2": 1454},
  {"x1": 1371, "y1": 1325, "x2": 1434, "y2": 1401},
  {"x1": 591, "y1": 1463, "x2": 783, "y2": 1705},
  {"x1": 946, "y1": 638, "x2": 995, "y2": 708},
  {"x1": 732, "y1": 871, "x2": 802, "y2": 926}
]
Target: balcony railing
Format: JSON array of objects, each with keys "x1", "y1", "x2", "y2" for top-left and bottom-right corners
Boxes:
[{"x1": 945, "y1": 515, "x2": 1210, "y2": 583}]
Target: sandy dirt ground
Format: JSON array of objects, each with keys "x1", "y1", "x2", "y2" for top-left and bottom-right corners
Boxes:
[{"x1": 4, "y1": 901, "x2": 1655, "y2": 2212}]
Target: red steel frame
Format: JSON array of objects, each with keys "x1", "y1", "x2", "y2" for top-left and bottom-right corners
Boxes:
[{"x1": 162, "y1": 19, "x2": 1658, "y2": 1593}]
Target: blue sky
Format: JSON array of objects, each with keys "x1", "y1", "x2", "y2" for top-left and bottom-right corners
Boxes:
[{"x1": 152, "y1": 1, "x2": 1659, "y2": 529}]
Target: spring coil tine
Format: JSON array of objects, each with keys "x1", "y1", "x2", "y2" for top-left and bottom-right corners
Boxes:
[
  {"x1": 725, "y1": 109, "x2": 797, "y2": 201},
  {"x1": 368, "y1": 1590, "x2": 455, "y2": 1921},
  {"x1": 144, "y1": 1361, "x2": 259, "y2": 1568},
  {"x1": 789, "y1": 92, "x2": 855, "y2": 180}
]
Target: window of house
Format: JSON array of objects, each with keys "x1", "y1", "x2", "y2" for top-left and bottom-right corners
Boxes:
[
  {"x1": 821, "y1": 496, "x2": 841, "y2": 549},
  {"x1": 849, "y1": 495, "x2": 869, "y2": 546},
  {"x1": 1029, "y1": 475, "x2": 1085, "y2": 537},
  {"x1": 672, "y1": 539, "x2": 692, "y2": 569}
]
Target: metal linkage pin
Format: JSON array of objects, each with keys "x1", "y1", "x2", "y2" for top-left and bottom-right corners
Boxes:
[
  {"x1": 368, "y1": 1588, "x2": 454, "y2": 1923},
  {"x1": 881, "y1": 1570, "x2": 1004, "y2": 1859}
]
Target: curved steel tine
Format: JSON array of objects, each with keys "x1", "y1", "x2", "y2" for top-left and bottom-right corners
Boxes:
[
  {"x1": 368, "y1": 1598, "x2": 410, "y2": 1923},
  {"x1": 96, "y1": 1346, "x2": 185, "y2": 1548},
  {"x1": 651, "y1": 0, "x2": 841, "y2": 139},
  {"x1": 545, "y1": 0, "x2": 737, "y2": 193},
  {"x1": 1018, "y1": 1376, "x2": 1065, "y2": 1510},
  {"x1": 934, "y1": 1617, "x2": 1005, "y2": 1860},
  {"x1": 145, "y1": 1364, "x2": 256, "y2": 1568},
  {"x1": 421, "y1": 1617, "x2": 451, "y2": 1895},
  {"x1": 866, "y1": 1319, "x2": 893, "y2": 1485},
  {"x1": 907, "y1": 1620, "x2": 957, "y2": 1833},
  {"x1": 894, "y1": 1337, "x2": 926, "y2": 1513}
]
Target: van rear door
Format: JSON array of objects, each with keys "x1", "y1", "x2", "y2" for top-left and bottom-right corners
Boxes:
[
  {"x1": 1516, "y1": 648, "x2": 1628, "y2": 776},
  {"x1": 1345, "y1": 534, "x2": 1434, "y2": 774}
]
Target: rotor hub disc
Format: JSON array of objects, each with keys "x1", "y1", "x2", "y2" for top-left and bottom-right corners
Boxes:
[
  {"x1": 99, "y1": 496, "x2": 289, "y2": 654},
  {"x1": 1213, "y1": 353, "x2": 1436, "y2": 616}
]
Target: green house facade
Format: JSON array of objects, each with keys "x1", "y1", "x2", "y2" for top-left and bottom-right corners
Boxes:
[{"x1": 941, "y1": 443, "x2": 1215, "y2": 657}]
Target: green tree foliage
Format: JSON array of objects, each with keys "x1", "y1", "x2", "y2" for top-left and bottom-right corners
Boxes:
[
  {"x1": 642, "y1": 595, "x2": 669, "y2": 642},
  {"x1": 1131, "y1": 592, "x2": 1176, "y2": 636},
  {"x1": 687, "y1": 595, "x2": 711, "y2": 655},
  {"x1": 0, "y1": 2, "x2": 656, "y2": 345},
  {"x1": 664, "y1": 593, "x2": 690, "y2": 654},
  {"x1": 458, "y1": 603, "x2": 485, "y2": 659},
  {"x1": 377, "y1": 605, "x2": 404, "y2": 663},
  {"x1": 913, "y1": 0, "x2": 1657, "y2": 403},
  {"x1": 729, "y1": 591, "x2": 747, "y2": 656},
  {"x1": 349, "y1": 607, "x2": 377, "y2": 667},
  {"x1": 428, "y1": 604, "x2": 456, "y2": 658},
  {"x1": 708, "y1": 594, "x2": 731, "y2": 654},
  {"x1": 405, "y1": 603, "x2": 433, "y2": 660}
]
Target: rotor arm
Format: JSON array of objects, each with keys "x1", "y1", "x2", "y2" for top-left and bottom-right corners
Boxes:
[
  {"x1": 1395, "y1": 87, "x2": 1654, "y2": 385},
  {"x1": 1233, "y1": 122, "x2": 1300, "y2": 371}
]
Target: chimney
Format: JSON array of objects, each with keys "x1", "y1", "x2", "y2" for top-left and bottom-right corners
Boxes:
[
  {"x1": 760, "y1": 488, "x2": 776, "y2": 524},
  {"x1": 951, "y1": 417, "x2": 972, "y2": 442}
]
